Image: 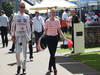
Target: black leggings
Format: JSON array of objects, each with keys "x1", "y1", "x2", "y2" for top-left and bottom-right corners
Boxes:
[{"x1": 46, "y1": 35, "x2": 59, "y2": 69}]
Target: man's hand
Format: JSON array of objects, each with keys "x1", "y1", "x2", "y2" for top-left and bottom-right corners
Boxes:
[{"x1": 30, "y1": 20, "x2": 33, "y2": 24}]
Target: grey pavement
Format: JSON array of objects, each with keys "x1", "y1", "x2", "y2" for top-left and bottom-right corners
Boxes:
[
  {"x1": 0, "y1": 35, "x2": 72, "y2": 75},
  {"x1": 0, "y1": 35, "x2": 100, "y2": 75}
]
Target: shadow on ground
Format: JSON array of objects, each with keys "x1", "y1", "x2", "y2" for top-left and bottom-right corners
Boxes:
[
  {"x1": 8, "y1": 60, "x2": 33, "y2": 66},
  {"x1": 45, "y1": 71, "x2": 51, "y2": 75},
  {"x1": 56, "y1": 56, "x2": 100, "y2": 75}
]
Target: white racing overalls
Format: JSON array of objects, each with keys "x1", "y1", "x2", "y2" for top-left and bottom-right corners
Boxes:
[{"x1": 11, "y1": 12, "x2": 31, "y2": 70}]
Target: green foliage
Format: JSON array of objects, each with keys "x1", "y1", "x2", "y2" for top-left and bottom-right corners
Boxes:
[
  {"x1": 2, "y1": 2, "x2": 13, "y2": 17},
  {"x1": 86, "y1": 47, "x2": 100, "y2": 49},
  {"x1": 57, "y1": 48, "x2": 72, "y2": 53},
  {"x1": 64, "y1": 32, "x2": 72, "y2": 40}
]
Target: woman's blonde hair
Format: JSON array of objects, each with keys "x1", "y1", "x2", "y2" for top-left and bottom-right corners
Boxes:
[
  {"x1": 50, "y1": 8, "x2": 56, "y2": 13},
  {"x1": 50, "y1": 8, "x2": 57, "y2": 17}
]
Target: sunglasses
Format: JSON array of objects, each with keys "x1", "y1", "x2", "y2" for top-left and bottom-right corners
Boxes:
[{"x1": 20, "y1": 6, "x2": 25, "y2": 8}]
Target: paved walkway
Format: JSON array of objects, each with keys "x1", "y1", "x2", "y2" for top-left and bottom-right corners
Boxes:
[
  {"x1": 0, "y1": 35, "x2": 100, "y2": 75},
  {"x1": 0, "y1": 41, "x2": 73, "y2": 75}
]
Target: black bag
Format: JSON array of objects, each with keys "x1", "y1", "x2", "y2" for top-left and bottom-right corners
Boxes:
[
  {"x1": 60, "y1": 44, "x2": 68, "y2": 49},
  {"x1": 60, "y1": 40, "x2": 68, "y2": 49},
  {"x1": 40, "y1": 35, "x2": 47, "y2": 49}
]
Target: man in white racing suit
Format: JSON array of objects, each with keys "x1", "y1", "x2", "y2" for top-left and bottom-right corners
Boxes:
[{"x1": 11, "y1": 2, "x2": 31, "y2": 75}]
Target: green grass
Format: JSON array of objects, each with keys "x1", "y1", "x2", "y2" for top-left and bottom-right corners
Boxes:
[
  {"x1": 86, "y1": 47, "x2": 100, "y2": 49},
  {"x1": 57, "y1": 48, "x2": 72, "y2": 53},
  {"x1": 66, "y1": 51, "x2": 100, "y2": 71},
  {"x1": 64, "y1": 32, "x2": 72, "y2": 39},
  {"x1": 60, "y1": 32, "x2": 100, "y2": 71}
]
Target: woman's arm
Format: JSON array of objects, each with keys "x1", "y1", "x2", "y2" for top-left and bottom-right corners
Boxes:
[
  {"x1": 39, "y1": 28, "x2": 46, "y2": 40},
  {"x1": 57, "y1": 28, "x2": 67, "y2": 40}
]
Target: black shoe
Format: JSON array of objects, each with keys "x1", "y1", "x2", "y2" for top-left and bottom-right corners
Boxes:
[
  {"x1": 30, "y1": 56, "x2": 33, "y2": 61},
  {"x1": 10, "y1": 49, "x2": 13, "y2": 51},
  {"x1": 9, "y1": 49, "x2": 14, "y2": 53},
  {"x1": 16, "y1": 66, "x2": 21, "y2": 75},
  {"x1": 22, "y1": 69, "x2": 26, "y2": 74},
  {"x1": 71, "y1": 51, "x2": 74, "y2": 54},
  {"x1": 30, "y1": 56, "x2": 33, "y2": 59},
  {"x1": 9, "y1": 49, "x2": 12, "y2": 51},
  {"x1": 48, "y1": 67, "x2": 52, "y2": 72},
  {"x1": 3, "y1": 44, "x2": 5, "y2": 48},
  {"x1": 6, "y1": 43, "x2": 8, "y2": 47},
  {"x1": 54, "y1": 69, "x2": 57, "y2": 75},
  {"x1": 36, "y1": 50, "x2": 39, "y2": 52}
]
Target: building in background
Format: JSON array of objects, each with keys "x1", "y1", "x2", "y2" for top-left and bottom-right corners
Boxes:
[{"x1": 68, "y1": 0, "x2": 100, "y2": 10}]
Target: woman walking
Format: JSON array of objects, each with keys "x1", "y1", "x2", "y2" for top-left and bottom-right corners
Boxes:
[{"x1": 39, "y1": 8, "x2": 66, "y2": 75}]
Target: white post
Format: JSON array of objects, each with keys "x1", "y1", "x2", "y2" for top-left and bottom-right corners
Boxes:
[{"x1": 74, "y1": 22, "x2": 85, "y2": 53}]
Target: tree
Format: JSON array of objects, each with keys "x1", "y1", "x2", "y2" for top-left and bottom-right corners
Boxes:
[{"x1": 2, "y1": 2, "x2": 14, "y2": 17}]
